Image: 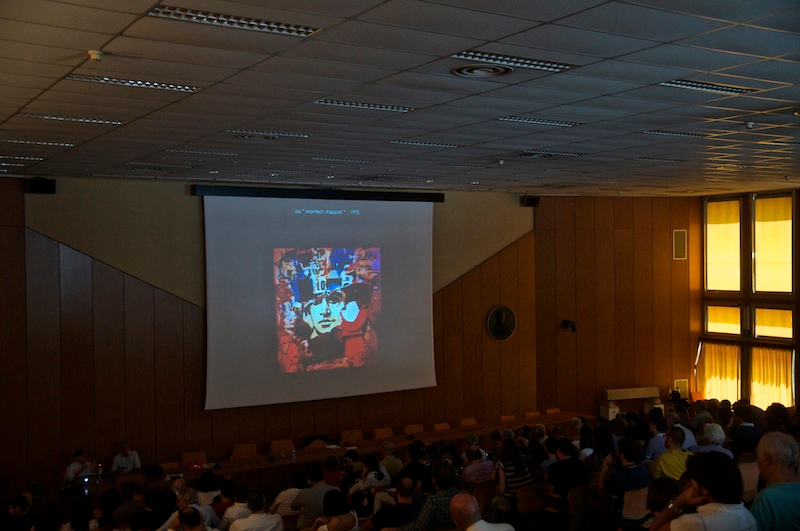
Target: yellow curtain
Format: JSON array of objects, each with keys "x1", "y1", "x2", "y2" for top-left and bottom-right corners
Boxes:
[
  {"x1": 754, "y1": 196, "x2": 792, "y2": 293},
  {"x1": 751, "y1": 346, "x2": 794, "y2": 409},
  {"x1": 697, "y1": 342, "x2": 741, "y2": 402},
  {"x1": 706, "y1": 200, "x2": 740, "y2": 291}
]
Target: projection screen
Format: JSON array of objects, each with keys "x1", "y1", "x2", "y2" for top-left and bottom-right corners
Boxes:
[{"x1": 203, "y1": 194, "x2": 436, "y2": 410}]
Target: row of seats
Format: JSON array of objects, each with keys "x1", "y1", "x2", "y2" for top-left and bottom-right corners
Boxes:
[{"x1": 160, "y1": 409, "x2": 565, "y2": 470}]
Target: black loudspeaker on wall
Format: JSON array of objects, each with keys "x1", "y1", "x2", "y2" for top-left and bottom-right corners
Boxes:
[
  {"x1": 24, "y1": 178, "x2": 56, "y2": 194},
  {"x1": 521, "y1": 195, "x2": 540, "y2": 207}
]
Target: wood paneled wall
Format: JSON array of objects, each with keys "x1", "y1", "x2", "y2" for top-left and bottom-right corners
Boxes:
[
  {"x1": 534, "y1": 197, "x2": 703, "y2": 413},
  {"x1": 1, "y1": 187, "x2": 703, "y2": 503}
]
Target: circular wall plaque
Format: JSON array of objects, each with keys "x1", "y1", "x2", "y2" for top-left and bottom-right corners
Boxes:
[{"x1": 487, "y1": 305, "x2": 516, "y2": 341}]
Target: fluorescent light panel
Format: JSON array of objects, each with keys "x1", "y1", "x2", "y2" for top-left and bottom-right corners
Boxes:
[
  {"x1": 312, "y1": 157, "x2": 374, "y2": 163},
  {"x1": 523, "y1": 149, "x2": 582, "y2": 157},
  {"x1": 499, "y1": 116, "x2": 579, "y2": 127},
  {"x1": 0, "y1": 155, "x2": 44, "y2": 161},
  {"x1": 167, "y1": 149, "x2": 238, "y2": 156},
  {"x1": 0, "y1": 138, "x2": 74, "y2": 147},
  {"x1": 635, "y1": 157, "x2": 684, "y2": 163},
  {"x1": 451, "y1": 50, "x2": 574, "y2": 72},
  {"x1": 314, "y1": 99, "x2": 413, "y2": 113},
  {"x1": 227, "y1": 128, "x2": 309, "y2": 138},
  {"x1": 643, "y1": 130, "x2": 707, "y2": 138},
  {"x1": 659, "y1": 79, "x2": 755, "y2": 95},
  {"x1": 17, "y1": 112, "x2": 123, "y2": 125},
  {"x1": 66, "y1": 74, "x2": 197, "y2": 93},
  {"x1": 390, "y1": 140, "x2": 460, "y2": 148},
  {"x1": 148, "y1": 4, "x2": 319, "y2": 36}
]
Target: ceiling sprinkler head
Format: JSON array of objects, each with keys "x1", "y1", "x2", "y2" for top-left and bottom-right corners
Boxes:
[{"x1": 88, "y1": 50, "x2": 103, "y2": 62}]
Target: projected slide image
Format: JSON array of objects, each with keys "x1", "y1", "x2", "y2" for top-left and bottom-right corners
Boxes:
[{"x1": 275, "y1": 247, "x2": 380, "y2": 373}]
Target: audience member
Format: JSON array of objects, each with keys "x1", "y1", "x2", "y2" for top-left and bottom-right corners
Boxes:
[
  {"x1": 689, "y1": 423, "x2": 733, "y2": 459},
  {"x1": 386, "y1": 460, "x2": 459, "y2": 531},
  {"x1": 315, "y1": 489, "x2": 358, "y2": 531},
  {"x1": 197, "y1": 470, "x2": 222, "y2": 506},
  {"x1": 322, "y1": 455, "x2": 343, "y2": 488},
  {"x1": 111, "y1": 482, "x2": 146, "y2": 528},
  {"x1": 491, "y1": 438, "x2": 532, "y2": 522},
  {"x1": 546, "y1": 438, "x2": 589, "y2": 498},
  {"x1": 221, "y1": 481, "x2": 251, "y2": 531},
  {"x1": 62, "y1": 496, "x2": 98, "y2": 531},
  {"x1": 177, "y1": 506, "x2": 205, "y2": 531},
  {"x1": 111, "y1": 441, "x2": 141, "y2": 474},
  {"x1": 459, "y1": 445, "x2": 494, "y2": 490},
  {"x1": 367, "y1": 476, "x2": 423, "y2": 531},
  {"x1": 649, "y1": 452, "x2": 756, "y2": 530},
  {"x1": 764, "y1": 403, "x2": 790, "y2": 433},
  {"x1": 380, "y1": 442, "x2": 404, "y2": 484},
  {"x1": 450, "y1": 492, "x2": 513, "y2": 531},
  {"x1": 292, "y1": 462, "x2": 338, "y2": 528},
  {"x1": 213, "y1": 479, "x2": 236, "y2": 518},
  {"x1": 646, "y1": 417, "x2": 668, "y2": 460},
  {"x1": 230, "y1": 489, "x2": 283, "y2": 531},
  {"x1": 692, "y1": 401, "x2": 713, "y2": 434},
  {"x1": 637, "y1": 477, "x2": 681, "y2": 529},
  {"x1": 600, "y1": 437, "x2": 650, "y2": 497},
  {"x1": 666, "y1": 413, "x2": 697, "y2": 450},
  {"x1": 269, "y1": 470, "x2": 306, "y2": 517},
  {"x1": 6, "y1": 494, "x2": 34, "y2": 531},
  {"x1": 651, "y1": 427, "x2": 690, "y2": 480},
  {"x1": 728, "y1": 406, "x2": 763, "y2": 461},
  {"x1": 749, "y1": 431, "x2": 800, "y2": 530}
]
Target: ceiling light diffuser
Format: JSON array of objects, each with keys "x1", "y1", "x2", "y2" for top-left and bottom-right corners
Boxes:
[
  {"x1": 643, "y1": 130, "x2": 707, "y2": 138},
  {"x1": 17, "y1": 112, "x2": 123, "y2": 125},
  {"x1": 0, "y1": 139, "x2": 74, "y2": 147},
  {"x1": 451, "y1": 50, "x2": 574, "y2": 72},
  {"x1": 66, "y1": 74, "x2": 198, "y2": 92},
  {"x1": 499, "y1": 116, "x2": 579, "y2": 127},
  {"x1": 390, "y1": 140, "x2": 460, "y2": 148},
  {"x1": 659, "y1": 79, "x2": 755, "y2": 95},
  {"x1": 227, "y1": 128, "x2": 309, "y2": 138},
  {"x1": 314, "y1": 99, "x2": 413, "y2": 112},
  {"x1": 148, "y1": 5, "x2": 319, "y2": 37}
]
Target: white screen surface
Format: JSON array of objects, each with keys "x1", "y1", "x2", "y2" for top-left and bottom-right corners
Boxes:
[{"x1": 204, "y1": 195, "x2": 436, "y2": 410}]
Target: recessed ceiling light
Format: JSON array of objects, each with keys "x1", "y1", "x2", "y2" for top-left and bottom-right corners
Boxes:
[
  {"x1": 643, "y1": 130, "x2": 708, "y2": 138},
  {"x1": 226, "y1": 128, "x2": 309, "y2": 138},
  {"x1": 659, "y1": 79, "x2": 755, "y2": 95},
  {"x1": 390, "y1": 140, "x2": 460, "y2": 148},
  {"x1": 499, "y1": 116, "x2": 580, "y2": 127},
  {"x1": 470, "y1": 180, "x2": 481, "y2": 185},
  {"x1": 435, "y1": 163, "x2": 487, "y2": 168},
  {"x1": 312, "y1": 157, "x2": 374, "y2": 163},
  {"x1": 374, "y1": 174, "x2": 427, "y2": 179},
  {"x1": 451, "y1": 50, "x2": 574, "y2": 72},
  {"x1": 17, "y1": 112, "x2": 123, "y2": 125},
  {"x1": 313, "y1": 99, "x2": 413, "y2": 113},
  {"x1": 148, "y1": 4, "x2": 319, "y2": 37},
  {"x1": 451, "y1": 65, "x2": 513, "y2": 78},
  {"x1": 761, "y1": 140, "x2": 800, "y2": 147},
  {"x1": 167, "y1": 148, "x2": 238, "y2": 156},
  {"x1": 0, "y1": 139, "x2": 74, "y2": 147},
  {"x1": 0, "y1": 162, "x2": 26, "y2": 167},
  {"x1": 66, "y1": 73, "x2": 198, "y2": 92}
]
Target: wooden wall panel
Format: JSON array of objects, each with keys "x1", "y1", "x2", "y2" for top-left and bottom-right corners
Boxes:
[
  {"x1": 671, "y1": 199, "x2": 693, "y2": 385},
  {"x1": 183, "y1": 302, "x2": 213, "y2": 456},
  {"x1": 92, "y1": 262, "x2": 126, "y2": 466},
  {"x1": 59, "y1": 246, "x2": 95, "y2": 465},
  {"x1": 535, "y1": 222, "x2": 557, "y2": 409},
  {"x1": 26, "y1": 231, "x2": 62, "y2": 478},
  {"x1": 633, "y1": 200, "x2": 655, "y2": 388},
  {"x1": 500, "y1": 245, "x2": 520, "y2": 417},
  {"x1": 154, "y1": 289, "x2": 185, "y2": 463},
  {"x1": 574, "y1": 227, "x2": 597, "y2": 415},
  {"x1": 462, "y1": 268, "x2": 484, "y2": 421},
  {"x1": 481, "y1": 256, "x2": 502, "y2": 420},
  {"x1": 311, "y1": 401, "x2": 337, "y2": 440},
  {"x1": 517, "y1": 233, "x2": 536, "y2": 415},
  {"x1": 614, "y1": 228, "x2": 635, "y2": 388},
  {"x1": 0, "y1": 224, "x2": 27, "y2": 497},
  {"x1": 265, "y1": 404, "x2": 291, "y2": 443},
  {"x1": 380, "y1": 393, "x2": 403, "y2": 432},
  {"x1": 554, "y1": 224, "x2": 577, "y2": 412},
  {"x1": 123, "y1": 276, "x2": 157, "y2": 463}
]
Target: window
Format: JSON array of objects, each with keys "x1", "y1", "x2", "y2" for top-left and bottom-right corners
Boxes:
[{"x1": 699, "y1": 193, "x2": 796, "y2": 410}]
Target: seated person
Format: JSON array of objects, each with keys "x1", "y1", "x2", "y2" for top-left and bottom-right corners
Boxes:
[
  {"x1": 650, "y1": 427, "x2": 690, "y2": 480},
  {"x1": 292, "y1": 462, "x2": 338, "y2": 529},
  {"x1": 365, "y1": 476, "x2": 423, "y2": 531},
  {"x1": 269, "y1": 470, "x2": 307, "y2": 517},
  {"x1": 600, "y1": 437, "x2": 650, "y2": 497},
  {"x1": 111, "y1": 441, "x2": 141, "y2": 474},
  {"x1": 230, "y1": 489, "x2": 283, "y2": 531},
  {"x1": 546, "y1": 438, "x2": 589, "y2": 498},
  {"x1": 313, "y1": 489, "x2": 359, "y2": 531},
  {"x1": 64, "y1": 449, "x2": 98, "y2": 484},
  {"x1": 458, "y1": 445, "x2": 494, "y2": 490}
]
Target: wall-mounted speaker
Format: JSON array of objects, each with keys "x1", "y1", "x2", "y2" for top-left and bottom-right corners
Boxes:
[
  {"x1": 521, "y1": 195, "x2": 540, "y2": 207},
  {"x1": 24, "y1": 178, "x2": 56, "y2": 194}
]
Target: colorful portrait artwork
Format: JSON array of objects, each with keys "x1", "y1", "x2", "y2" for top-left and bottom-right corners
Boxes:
[{"x1": 274, "y1": 247, "x2": 381, "y2": 373}]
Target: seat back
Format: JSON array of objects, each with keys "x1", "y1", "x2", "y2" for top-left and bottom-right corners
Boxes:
[
  {"x1": 525, "y1": 411, "x2": 542, "y2": 420},
  {"x1": 271, "y1": 439, "x2": 294, "y2": 456},
  {"x1": 621, "y1": 486, "x2": 649, "y2": 520},
  {"x1": 499, "y1": 414, "x2": 516, "y2": 422},
  {"x1": 231, "y1": 443, "x2": 258, "y2": 461},
  {"x1": 181, "y1": 451, "x2": 207, "y2": 468},
  {"x1": 472, "y1": 481, "x2": 498, "y2": 518},
  {"x1": 305, "y1": 439, "x2": 328, "y2": 450},
  {"x1": 738, "y1": 461, "x2": 760, "y2": 503},
  {"x1": 517, "y1": 484, "x2": 546, "y2": 513},
  {"x1": 545, "y1": 408, "x2": 561, "y2": 416},
  {"x1": 433, "y1": 422, "x2": 451, "y2": 431},
  {"x1": 404, "y1": 424, "x2": 424, "y2": 435},
  {"x1": 341, "y1": 429, "x2": 364, "y2": 446},
  {"x1": 459, "y1": 417, "x2": 477, "y2": 427},
  {"x1": 373, "y1": 427, "x2": 394, "y2": 439}
]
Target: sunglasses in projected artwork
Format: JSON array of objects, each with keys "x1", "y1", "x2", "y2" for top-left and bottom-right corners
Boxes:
[{"x1": 274, "y1": 247, "x2": 380, "y2": 373}]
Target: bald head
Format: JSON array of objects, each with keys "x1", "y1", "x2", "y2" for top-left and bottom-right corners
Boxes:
[{"x1": 450, "y1": 493, "x2": 482, "y2": 530}]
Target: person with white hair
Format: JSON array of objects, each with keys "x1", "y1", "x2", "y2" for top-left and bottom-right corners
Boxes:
[
  {"x1": 450, "y1": 493, "x2": 512, "y2": 531},
  {"x1": 749, "y1": 431, "x2": 800, "y2": 531},
  {"x1": 689, "y1": 423, "x2": 733, "y2": 459}
]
